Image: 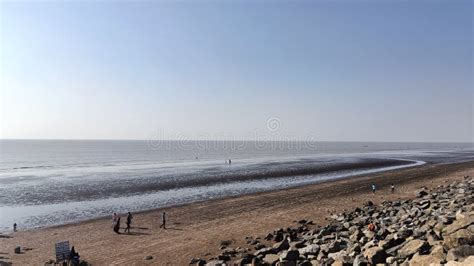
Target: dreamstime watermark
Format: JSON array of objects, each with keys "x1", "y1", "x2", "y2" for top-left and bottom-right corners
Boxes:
[
  {"x1": 266, "y1": 117, "x2": 281, "y2": 132},
  {"x1": 148, "y1": 117, "x2": 318, "y2": 152}
]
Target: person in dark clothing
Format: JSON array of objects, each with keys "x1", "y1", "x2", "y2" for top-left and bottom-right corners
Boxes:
[
  {"x1": 113, "y1": 217, "x2": 121, "y2": 234},
  {"x1": 69, "y1": 246, "x2": 80, "y2": 266},
  {"x1": 159, "y1": 212, "x2": 166, "y2": 229},
  {"x1": 13, "y1": 223, "x2": 17, "y2": 232},
  {"x1": 391, "y1": 184, "x2": 395, "y2": 193},
  {"x1": 371, "y1": 184, "x2": 376, "y2": 194},
  {"x1": 125, "y1": 212, "x2": 133, "y2": 233}
]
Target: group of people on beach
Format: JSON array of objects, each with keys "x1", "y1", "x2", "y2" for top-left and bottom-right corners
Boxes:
[
  {"x1": 112, "y1": 212, "x2": 133, "y2": 234},
  {"x1": 370, "y1": 183, "x2": 396, "y2": 194},
  {"x1": 112, "y1": 211, "x2": 167, "y2": 234}
]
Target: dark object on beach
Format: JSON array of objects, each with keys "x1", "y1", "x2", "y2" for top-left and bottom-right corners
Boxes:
[
  {"x1": 13, "y1": 223, "x2": 17, "y2": 232},
  {"x1": 416, "y1": 187, "x2": 428, "y2": 198},
  {"x1": 125, "y1": 212, "x2": 133, "y2": 233},
  {"x1": 391, "y1": 184, "x2": 395, "y2": 193},
  {"x1": 160, "y1": 212, "x2": 166, "y2": 229},
  {"x1": 371, "y1": 183, "x2": 376, "y2": 194},
  {"x1": 69, "y1": 246, "x2": 80, "y2": 266},
  {"x1": 113, "y1": 217, "x2": 121, "y2": 234},
  {"x1": 14, "y1": 246, "x2": 21, "y2": 254}
]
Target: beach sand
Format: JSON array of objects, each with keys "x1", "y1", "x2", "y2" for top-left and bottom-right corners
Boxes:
[{"x1": 1, "y1": 161, "x2": 473, "y2": 265}]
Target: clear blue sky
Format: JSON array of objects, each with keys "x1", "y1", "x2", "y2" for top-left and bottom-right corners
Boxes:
[{"x1": 1, "y1": 0, "x2": 472, "y2": 142}]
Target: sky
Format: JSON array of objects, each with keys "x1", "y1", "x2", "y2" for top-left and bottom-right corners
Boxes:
[{"x1": 0, "y1": 0, "x2": 472, "y2": 142}]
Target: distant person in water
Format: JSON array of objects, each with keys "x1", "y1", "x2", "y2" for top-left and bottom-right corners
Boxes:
[
  {"x1": 391, "y1": 184, "x2": 395, "y2": 193},
  {"x1": 228, "y1": 159, "x2": 231, "y2": 165},
  {"x1": 13, "y1": 223, "x2": 17, "y2": 232},
  {"x1": 371, "y1": 184, "x2": 376, "y2": 194},
  {"x1": 113, "y1": 217, "x2": 121, "y2": 234},
  {"x1": 160, "y1": 212, "x2": 166, "y2": 229},
  {"x1": 125, "y1": 212, "x2": 133, "y2": 233}
]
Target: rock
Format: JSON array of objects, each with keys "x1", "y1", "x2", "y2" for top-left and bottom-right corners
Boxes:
[
  {"x1": 262, "y1": 254, "x2": 279, "y2": 264},
  {"x1": 251, "y1": 257, "x2": 261, "y2": 265},
  {"x1": 289, "y1": 240, "x2": 306, "y2": 249},
  {"x1": 443, "y1": 214, "x2": 473, "y2": 235},
  {"x1": 265, "y1": 233, "x2": 274, "y2": 241},
  {"x1": 254, "y1": 247, "x2": 275, "y2": 257},
  {"x1": 444, "y1": 227, "x2": 474, "y2": 249},
  {"x1": 298, "y1": 244, "x2": 320, "y2": 256},
  {"x1": 363, "y1": 247, "x2": 387, "y2": 264},
  {"x1": 276, "y1": 261, "x2": 296, "y2": 266},
  {"x1": 353, "y1": 254, "x2": 368, "y2": 266},
  {"x1": 279, "y1": 249, "x2": 299, "y2": 261},
  {"x1": 446, "y1": 245, "x2": 474, "y2": 262},
  {"x1": 385, "y1": 256, "x2": 396, "y2": 264},
  {"x1": 327, "y1": 250, "x2": 350, "y2": 264},
  {"x1": 378, "y1": 234, "x2": 405, "y2": 250},
  {"x1": 249, "y1": 239, "x2": 259, "y2": 245},
  {"x1": 397, "y1": 239, "x2": 430, "y2": 258},
  {"x1": 217, "y1": 254, "x2": 230, "y2": 261},
  {"x1": 273, "y1": 239, "x2": 290, "y2": 252},
  {"x1": 298, "y1": 260, "x2": 312, "y2": 266},
  {"x1": 232, "y1": 257, "x2": 252, "y2": 265},
  {"x1": 350, "y1": 230, "x2": 363, "y2": 242},
  {"x1": 205, "y1": 260, "x2": 225, "y2": 266},
  {"x1": 416, "y1": 188, "x2": 428, "y2": 198},
  {"x1": 409, "y1": 245, "x2": 445, "y2": 265},
  {"x1": 194, "y1": 177, "x2": 474, "y2": 266},
  {"x1": 220, "y1": 240, "x2": 233, "y2": 246},
  {"x1": 445, "y1": 256, "x2": 474, "y2": 265},
  {"x1": 144, "y1": 255, "x2": 153, "y2": 260}
]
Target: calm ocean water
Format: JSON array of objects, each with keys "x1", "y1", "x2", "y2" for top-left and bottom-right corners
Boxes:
[{"x1": 0, "y1": 140, "x2": 473, "y2": 232}]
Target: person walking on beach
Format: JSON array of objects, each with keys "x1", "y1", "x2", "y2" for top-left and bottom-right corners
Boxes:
[
  {"x1": 13, "y1": 223, "x2": 17, "y2": 232},
  {"x1": 371, "y1": 184, "x2": 376, "y2": 194},
  {"x1": 69, "y1": 246, "x2": 80, "y2": 266},
  {"x1": 113, "y1": 217, "x2": 121, "y2": 234},
  {"x1": 125, "y1": 212, "x2": 133, "y2": 233},
  {"x1": 112, "y1": 212, "x2": 118, "y2": 227},
  {"x1": 159, "y1": 212, "x2": 166, "y2": 229},
  {"x1": 391, "y1": 184, "x2": 395, "y2": 193}
]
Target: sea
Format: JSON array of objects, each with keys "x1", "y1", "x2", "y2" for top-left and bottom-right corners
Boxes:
[{"x1": 0, "y1": 140, "x2": 473, "y2": 232}]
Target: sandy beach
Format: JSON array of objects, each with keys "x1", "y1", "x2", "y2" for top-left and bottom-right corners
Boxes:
[{"x1": 1, "y1": 161, "x2": 473, "y2": 265}]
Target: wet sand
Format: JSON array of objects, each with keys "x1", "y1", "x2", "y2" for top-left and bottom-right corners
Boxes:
[{"x1": 1, "y1": 161, "x2": 473, "y2": 265}]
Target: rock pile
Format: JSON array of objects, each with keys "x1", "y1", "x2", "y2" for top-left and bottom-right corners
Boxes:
[{"x1": 192, "y1": 176, "x2": 473, "y2": 265}]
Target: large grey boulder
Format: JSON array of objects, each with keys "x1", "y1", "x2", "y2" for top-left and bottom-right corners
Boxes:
[
  {"x1": 279, "y1": 249, "x2": 299, "y2": 261},
  {"x1": 409, "y1": 245, "x2": 445, "y2": 265},
  {"x1": 363, "y1": 247, "x2": 387, "y2": 264},
  {"x1": 298, "y1": 244, "x2": 320, "y2": 256},
  {"x1": 262, "y1": 254, "x2": 280, "y2": 265},
  {"x1": 397, "y1": 239, "x2": 430, "y2": 258},
  {"x1": 446, "y1": 245, "x2": 474, "y2": 262}
]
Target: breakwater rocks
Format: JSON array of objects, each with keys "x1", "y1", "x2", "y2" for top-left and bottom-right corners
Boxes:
[{"x1": 192, "y1": 177, "x2": 473, "y2": 265}]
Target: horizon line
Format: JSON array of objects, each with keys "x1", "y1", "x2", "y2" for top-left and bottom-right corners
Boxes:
[{"x1": 0, "y1": 138, "x2": 473, "y2": 144}]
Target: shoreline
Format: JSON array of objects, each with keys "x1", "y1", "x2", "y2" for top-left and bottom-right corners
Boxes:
[
  {"x1": 1, "y1": 160, "x2": 473, "y2": 265},
  {"x1": 0, "y1": 157, "x2": 425, "y2": 233},
  {"x1": 7, "y1": 158, "x2": 422, "y2": 236}
]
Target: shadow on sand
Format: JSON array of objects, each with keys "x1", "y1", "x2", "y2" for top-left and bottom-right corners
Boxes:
[
  {"x1": 124, "y1": 231, "x2": 151, "y2": 236},
  {"x1": 163, "y1": 227, "x2": 183, "y2": 231}
]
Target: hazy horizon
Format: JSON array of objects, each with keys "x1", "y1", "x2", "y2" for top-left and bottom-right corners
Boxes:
[{"x1": 1, "y1": 1, "x2": 472, "y2": 142}]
